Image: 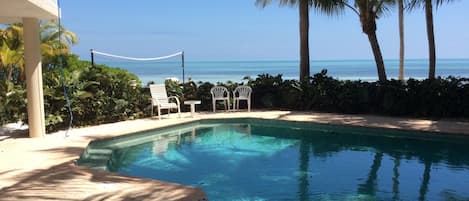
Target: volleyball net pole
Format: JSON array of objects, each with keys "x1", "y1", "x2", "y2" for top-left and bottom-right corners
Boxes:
[
  {"x1": 90, "y1": 49, "x2": 95, "y2": 67},
  {"x1": 89, "y1": 49, "x2": 185, "y2": 84},
  {"x1": 182, "y1": 51, "x2": 185, "y2": 84}
]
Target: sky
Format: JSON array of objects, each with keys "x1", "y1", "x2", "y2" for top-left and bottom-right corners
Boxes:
[{"x1": 60, "y1": 0, "x2": 469, "y2": 61}]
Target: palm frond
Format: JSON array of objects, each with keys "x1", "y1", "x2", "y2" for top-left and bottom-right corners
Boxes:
[
  {"x1": 408, "y1": 0, "x2": 458, "y2": 10},
  {"x1": 256, "y1": 0, "x2": 346, "y2": 14},
  {"x1": 313, "y1": 0, "x2": 345, "y2": 16}
]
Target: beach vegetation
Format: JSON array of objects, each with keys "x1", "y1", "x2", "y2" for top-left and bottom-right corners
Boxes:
[
  {"x1": 247, "y1": 71, "x2": 469, "y2": 117},
  {"x1": 397, "y1": 0, "x2": 407, "y2": 80},
  {"x1": 408, "y1": 0, "x2": 458, "y2": 79},
  {"x1": 40, "y1": 20, "x2": 79, "y2": 67},
  {"x1": 3, "y1": 58, "x2": 469, "y2": 132},
  {"x1": 338, "y1": 0, "x2": 395, "y2": 82},
  {"x1": 43, "y1": 55, "x2": 149, "y2": 131},
  {"x1": 255, "y1": 0, "x2": 343, "y2": 82},
  {"x1": 1, "y1": 11, "x2": 468, "y2": 133},
  {"x1": 0, "y1": 24, "x2": 24, "y2": 83},
  {"x1": 0, "y1": 22, "x2": 149, "y2": 131}
]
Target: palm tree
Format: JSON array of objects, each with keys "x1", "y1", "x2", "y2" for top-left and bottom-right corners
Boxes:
[
  {"x1": 392, "y1": 155, "x2": 401, "y2": 200},
  {"x1": 418, "y1": 160, "x2": 432, "y2": 201},
  {"x1": 39, "y1": 20, "x2": 79, "y2": 66},
  {"x1": 357, "y1": 152, "x2": 384, "y2": 195},
  {"x1": 0, "y1": 21, "x2": 78, "y2": 81},
  {"x1": 298, "y1": 140, "x2": 310, "y2": 201},
  {"x1": 409, "y1": 0, "x2": 456, "y2": 80},
  {"x1": 0, "y1": 45, "x2": 24, "y2": 81},
  {"x1": 340, "y1": 0, "x2": 394, "y2": 82},
  {"x1": 256, "y1": 0, "x2": 342, "y2": 82},
  {"x1": 0, "y1": 24, "x2": 24, "y2": 81},
  {"x1": 398, "y1": 0, "x2": 405, "y2": 80}
]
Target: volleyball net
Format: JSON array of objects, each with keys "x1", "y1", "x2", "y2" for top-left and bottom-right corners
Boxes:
[{"x1": 90, "y1": 49, "x2": 185, "y2": 84}]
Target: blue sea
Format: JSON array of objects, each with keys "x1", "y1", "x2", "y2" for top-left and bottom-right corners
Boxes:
[{"x1": 97, "y1": 59, "x2": 469, "y2": 84}]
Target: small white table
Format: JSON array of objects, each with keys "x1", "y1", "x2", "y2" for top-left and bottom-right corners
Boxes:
[{"x1": 184, "y1": 100, "x2": 201, "y2": 117}]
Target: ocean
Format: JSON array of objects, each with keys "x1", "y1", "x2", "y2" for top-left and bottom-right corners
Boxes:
[{"x1": 97, "y1": 59, "x2": 469, "y2": 84}]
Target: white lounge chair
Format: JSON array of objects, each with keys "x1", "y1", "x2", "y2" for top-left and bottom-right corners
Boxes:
[
  {"x1": 210, "y1": 86, "x2": 230, "y2": 112},
  {"x1": 149, "y1": 84, "x2": 181, "y2": 120},
  {"x1": 233, "y1": 85, "x2": 252, "y2": 112}
]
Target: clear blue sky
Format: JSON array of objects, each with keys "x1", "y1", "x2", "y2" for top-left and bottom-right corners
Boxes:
[{"x1": 60, "y1": 0, "x2": 469, "y2": 61}]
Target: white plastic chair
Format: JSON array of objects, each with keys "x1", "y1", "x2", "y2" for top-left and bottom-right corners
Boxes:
[
  {"x1": 210, "y1": 86, "x2": 230, "y2": 112},
  {"x1": 149, "y1": 84, "x2": 181, "y2": 120},
  {"x1": 233, "y1": 85, "x2": 252, "y2": 112}
]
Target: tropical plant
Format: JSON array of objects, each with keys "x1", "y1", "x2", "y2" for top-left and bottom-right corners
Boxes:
[
  {"x1": 408, "y1": 0, "x2": 457, "y2": 79},
  {"x1": 255, "y1": 0, "x2": 342, "y2": 81},
  {"x1": 0, "y1": 24, "x2": 24, "y2": 82},
  {"x1": 0, "y1": 44, "x2": 24, "y2": 82},
  {"x1": 0, "y1": 21, "x2": 78, "y2": 82},
  {"x1": 248, "y1": 73, "x2": 286, "y2": 108},
  {"x1": 0, "y1": 80, "x2": 27, "y2": 125},
  {"x1": 39, "y1": 20, "x2": 79, "y2": 67},
  {"x1": 339, "y1": 0, "x2": 394, "y2": 82},
  {"x1": 398, "y1": 0, "x2": 406, "y2": 80},
  {"x1": 42, "y1": 54, "x2": 149, "y2": 131}
]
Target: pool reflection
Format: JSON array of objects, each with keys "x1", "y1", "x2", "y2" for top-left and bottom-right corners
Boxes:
[{"x1": 82, "y1": 121, "x2": 469, "y2": 201}]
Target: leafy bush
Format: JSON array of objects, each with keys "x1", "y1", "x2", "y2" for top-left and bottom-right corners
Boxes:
[
  {"x1": 245, "y1": 70, "x2": 469, "y2": 118},
  {"x1": 3, "y1": 57, "x2": 469, "y2": 133},
  {"x1": 248, "y1": 74, "x2": 285, "y2": 108},
  {"x1": 41, "y1": 55, "x2": 149, "y2": 132},
  {"x1": 0, "y1": 81, "x2": 26, "y2": 125}
]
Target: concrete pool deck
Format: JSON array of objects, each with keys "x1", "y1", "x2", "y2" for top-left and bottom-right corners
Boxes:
[{"x1": 1, "y1": 110, "x2": 468, "y2": 200}]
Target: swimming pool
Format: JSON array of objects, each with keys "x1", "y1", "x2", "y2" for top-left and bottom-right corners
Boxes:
[{"x1": 78, "y1": 118, "x2": 469, "y2": 200}]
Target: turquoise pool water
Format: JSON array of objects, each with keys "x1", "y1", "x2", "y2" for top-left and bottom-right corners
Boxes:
[{"x1": 78, "y1": 119, "x2": 469, "y2": 201}]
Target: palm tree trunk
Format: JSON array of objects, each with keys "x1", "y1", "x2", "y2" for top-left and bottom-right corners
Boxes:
[
  {"x1": 299, "y1": 0, "x2": 310, "y2": 82},
  {"x1": 418, "y1": 160, "x2": 432, "y2": 201},
  {"x1": 6, "y1": 65, "x2": 13, "y2": 81},
  {"x1": 367, "y1": 30, "x2": 387, "y2": 82},
  {"x1": 392, "y1": 155, "x2": 401, "y2": 200},
  {"x1": 425, "y1": 0, "x2": 436, "y2": 79},
  {"x1": 358, "y1": 152, "x2": 384, "y2": 195},
  {"x1": 398, "y1": 0, "x2": 405, "y2": 81},
  {"x1": 298, "y1": 140, "x2": 310, "y2": 201}
]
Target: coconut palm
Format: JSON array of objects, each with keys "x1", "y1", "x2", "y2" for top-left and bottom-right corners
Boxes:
[
  {"x1": 0, "y1": 24, "x2": 24, "y2": 81},
  {"x1": 256, "y1": 0, "x2": 343, "y2": 82},
  {"x1": 398, "y1": 0, "x2": 406, "y2": 80},
  {"x1": 340, "y1": 0, "x2": 394, "y2": 82},
  {"x1": 40, "y1": 20, "x2": 78, "y2": 48},
  {"x1": 409, "y1": 0, "x2": 456, "y2": 80},
  {"x1": 357, "y1": 152, "x2": 384, "y2": 195},
  {"x1": 39, "y1": 20, "x2": 79, "y2": 66},
  {"x1": 0, "y1": 45, "x2": 24, "y2": 81},
  {"x1": 0, "y1": 21, "x2": 78, "y2": 81},
  {"x1": 0, "y1": 24, "x2": 23, "y2": 50}
]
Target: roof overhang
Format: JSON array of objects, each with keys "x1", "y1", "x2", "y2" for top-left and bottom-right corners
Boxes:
[{"x1": 0, "y1": 0, "x2": 58, "y2": 24}]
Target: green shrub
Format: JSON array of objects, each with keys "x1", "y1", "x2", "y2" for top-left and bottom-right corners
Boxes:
[
  {"x1": 41, "y1": 55, "x2": 149, "y2": 132},
  {"x1": 194, "y1": 82, "x2": 215, "y2": 111},
  {"x1": 0, "y1": 81, "x2": 26, "y2": 125},
  {"x1": 244, "y1": 70, "x2": 469, "y2": 118},
  {"x1": 248, "y1": 74, "x2": 285, "y2": 108},
  {"x1": 3, "y1": 57, "x2": 469, "y2": 133}
]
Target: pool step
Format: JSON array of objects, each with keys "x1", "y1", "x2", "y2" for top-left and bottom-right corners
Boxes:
[{"x1": 77, "y1": 148, "x2": 114, "y2": 170}]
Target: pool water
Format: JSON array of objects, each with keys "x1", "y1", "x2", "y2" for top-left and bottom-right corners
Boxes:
[{"x1": 78, "y1": 119, "x2": 469, "y2": 201}]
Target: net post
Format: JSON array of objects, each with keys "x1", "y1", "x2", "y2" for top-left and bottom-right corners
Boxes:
[
  {"x1": 182, "y1": 51, "x2": 185, "y2": 84},
  {"x1": 181, "y1": 51, "x2": 185, "y2": 99},
  {"x1": 90, "y1": 49, "x2": 94, "y2": 67}
]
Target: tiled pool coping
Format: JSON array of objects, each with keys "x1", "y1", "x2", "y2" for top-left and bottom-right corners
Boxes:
[{"x1": 1, "y1": 110, "x2": 468, "y2": 200}]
